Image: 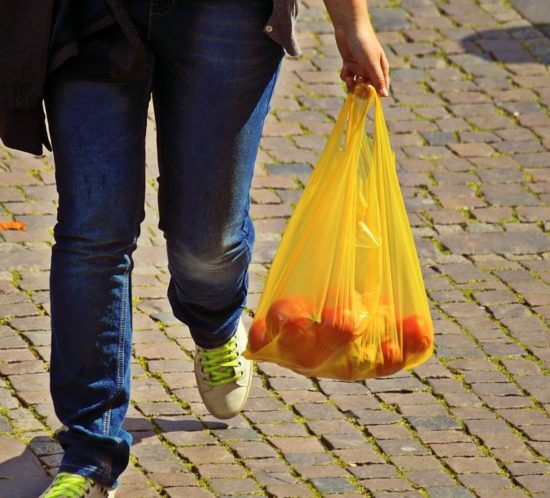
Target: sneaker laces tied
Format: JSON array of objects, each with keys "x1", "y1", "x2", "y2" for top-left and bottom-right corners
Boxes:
[
  {"x1": 43, "y1": 472, "x2": 95, "y2": 498},
  {"x1": 198, "y1": 336, "x2": 242, "y2": 386}
]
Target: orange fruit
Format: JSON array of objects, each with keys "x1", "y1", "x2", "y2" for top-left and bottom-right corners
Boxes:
[
  {"x1": 277, "y1": 321, "x2": 320, "y2": 369},
  {"x1": 400, "y1": 314, "x2": 432, "y2": 357},
  {"x1": 376, "y1": 338, "x2": 404, "y2": 377},
  {"x1": 266, "y1": 296, "x2": 314, "y2": 336},
  {"x1": 267, "y1": 297, "x2": 320, "y2": 369},
  {"x1": 381, "y1": 338, "x2": 402, "y2": 364},
  {"x1": 319, "y1": 306, "x2": 357, "y2": 347},
  {"x1": 248, "y1": 317, "x2": 269, "y2": 352}
]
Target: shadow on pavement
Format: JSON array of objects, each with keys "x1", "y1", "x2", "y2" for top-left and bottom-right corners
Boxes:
[
  {"x1": 460, "y1": 25, "x2": 550, "y2": 64},
  {"x1": 0, "y1": 436, "x2": 52, "y2": 498},
  {"x1": 0, "y1": 418, "x2": 228, "y2": 497},
  {"x1": 145, "y1": 417, "x2": 228, "y2": 433},
  {"x1": 124, "y1": 415, "x2": 229, "y2": 442}
]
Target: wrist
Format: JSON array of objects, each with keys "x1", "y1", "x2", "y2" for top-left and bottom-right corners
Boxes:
[{"x1": 324, "y1": 0, "x2": 372, "y2": 29}]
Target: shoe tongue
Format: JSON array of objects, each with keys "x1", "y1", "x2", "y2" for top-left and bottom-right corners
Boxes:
[{"x1": 205, "y1": 342, "x2": 242, "y2": 385}]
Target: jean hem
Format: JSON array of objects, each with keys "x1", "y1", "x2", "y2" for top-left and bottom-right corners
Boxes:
[
  {"x1": 194, "y1": 316, "x2": 241, "y2": 349},
  {"x1": 167, "y1": 264, "x2": 249, "y2": 350},
  {"x1": 59, "y1": 462, "x2": 118, "y2": 488}
]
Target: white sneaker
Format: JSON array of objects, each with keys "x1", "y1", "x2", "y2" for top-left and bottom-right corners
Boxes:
[
  {"x1": 194, "y1": 318, "x2": 253, "y2": 419},
  {"x1": 39, "y1": 472, "x2": 116, "y2": 497}
]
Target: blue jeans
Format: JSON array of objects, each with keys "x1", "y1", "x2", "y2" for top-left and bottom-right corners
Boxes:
[{"x1": 44, "y1": 0, "x2": 283, "y2": 486}]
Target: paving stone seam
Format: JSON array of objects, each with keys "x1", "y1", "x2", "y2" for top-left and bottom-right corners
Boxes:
[
  {"x1": 414, "y1": 190, "x2": 459, "y2": 257},
  {"x1": 306, "y1": 379, "x2": 450, "y2": 496},
  {"x1": 1, "y1": 401, "x2": 61, "y2": 475},
  {"x1": 127, "y1": 405, "x2": 213, "y2": 498},
  {"x1": 388, "y1": 3, "x2": 550, "y2": 209},
  {"x1": 1, "y1": 269, "x2": 54, "y2": 451},
  {"x1": 448, "y1": 259, "x2": 549, "y2": 363},
  {"x1": 459, "y1": 257, "x2": 550, "y2": 372},
  {"x1": 248, "y1": 369, "x2": 370, "y2": 497},
  {"x1": 458, "y1": 0, "x2": 549, "y2": 68},
  {"x1": 4, "y1": 273, "x2": 51, "y2": 361},
  {"x1": 505, "y1": 260, "x2": 550, "y2": 334},
  {"x1": 126, "y1": 452, "x2": 171, "y2": 498},
  {"x1": 0, "y1": 374, "x2": 52, "y2": 442},
  {"x1": 0, "y1": 400, "x2": 16, "y2": 435},
  {"x1": 241, "y1": 415, "x2": 347, "y2": 498},
  {"x1": 0, "y1": 282, "x2": 54, "y2": 446},
  {"x1": 130, "y1": 354, "x2": 228, "y2": 496},
  {"x1": 415, "y1": 360, "x2": 545, "y2": 495},
  {"x1": 446, "y1": 366, "x2": 550, "y2": 468},
  {"x1": 320, "y1": 376, "x2": 481, "y2": 497},
  {"x1": 112, "y1": 316, "x2": 217, "y2": 493},
  {"x1": 431, "y1": 299, "x2": 549, "y2": 483},
  {"x1": 133, "y1": 340, "x2": 192, "y2": 411},
  {"x1": 416, "y1": 367, "x2": 536, "y2": 497},
  {"x1": 438, "y1": 261, "x2": 547, "y2": 349},
  {"x1": 132, "y1": 327, "x2": 301, "y2": 497}
]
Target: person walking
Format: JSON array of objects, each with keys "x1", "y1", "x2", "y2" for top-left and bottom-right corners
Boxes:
[{"x1": 1, "y1": 0, "x2": 389, "y2": 496}]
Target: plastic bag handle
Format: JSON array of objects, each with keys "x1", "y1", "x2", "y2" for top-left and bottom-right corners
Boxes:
[
  {"x1": 304, "y1": 85, "x2": 384, "y2": 186},
  {"x1": 323, "y1": 85, "x2": 389, "y2": 155},
  {"x1": 344, "y1": 84, "x2": 376, "y2": 149},
  {"x1": 372, "y1": 91, "x2": 392, "y2": 155},
  {"x1": 321, "y1": 84, "x2": 374, "y2": 154}
]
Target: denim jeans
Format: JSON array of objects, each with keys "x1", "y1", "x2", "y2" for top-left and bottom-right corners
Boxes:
[{"x1": 44, "y1": 0, "x2": 283, "y2": 486}]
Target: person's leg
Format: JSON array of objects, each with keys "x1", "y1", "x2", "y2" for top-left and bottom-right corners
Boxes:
[
  {"x1": 149, "y1": 0, "x2": 283, "y2": 348},
  {"x1": 44, "y1": 68, "x2": 153, "y2": 486}
]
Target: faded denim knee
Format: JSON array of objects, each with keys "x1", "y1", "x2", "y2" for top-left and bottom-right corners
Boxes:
[{"x1": 166, "y1": 235, "x2": 252, "y2": 348}]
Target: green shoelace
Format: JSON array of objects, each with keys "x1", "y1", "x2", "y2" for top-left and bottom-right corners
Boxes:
[
  {"x1": 198, "y1": 336, "x2": 242, "y2": 386},
  {"x1": 43, "y1": 472, "x2": 95, "y2": 498}
]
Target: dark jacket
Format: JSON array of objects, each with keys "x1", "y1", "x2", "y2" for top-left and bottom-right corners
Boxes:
[
  {"x1": 0, "y1": 0, "x2": 152, "y2": 155},
  {"x1": 0, "y1": 1, "x2": 54, "y2": 154},
  {"x1": 0, "y1": 0, "x2": 300, "y2": 156}
]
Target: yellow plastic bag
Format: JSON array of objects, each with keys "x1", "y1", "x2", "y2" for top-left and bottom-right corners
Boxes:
[{"x1": 244, "y1": 85, "x2": 434, "y2": 380}]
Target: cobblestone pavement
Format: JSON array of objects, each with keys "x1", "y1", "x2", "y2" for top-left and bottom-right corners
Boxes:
[{"x1": 1, "y1": 0, "x2": 550, "y2": 497}]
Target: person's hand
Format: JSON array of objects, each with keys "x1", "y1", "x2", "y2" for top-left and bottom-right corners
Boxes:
[
  {"x1": 323, "y1": 0, "x2": 390, "y2": 97},
  {"x1": 334, "y1": 23, "x2": 390, "y2": 96}
]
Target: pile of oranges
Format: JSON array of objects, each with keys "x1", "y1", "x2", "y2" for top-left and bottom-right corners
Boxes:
[{"x1": 248, "y1": 296, "x2": 432, "y2": 376}]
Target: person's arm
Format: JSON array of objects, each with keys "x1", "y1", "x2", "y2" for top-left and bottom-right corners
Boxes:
[{"x1": 323, "y1": 0, "x2": 390, "y2": 97}]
